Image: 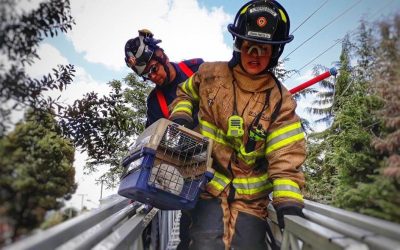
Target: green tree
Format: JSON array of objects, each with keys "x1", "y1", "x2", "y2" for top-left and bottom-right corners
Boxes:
[
  {"x1": 344, "y1": 14, "x2": 400, "y2": 222},
  {"x1": 95, "y1": 74, "x2": 151, "y2": 187},
  {"x1": 305, "y1": 16, "x2": 400, "y2": 223},
  {"x1": 40, "y1": 211, "x2": 64, "y2": 230},
  {"x1": 372, "y1": 15, "x2": 400, "y2": 167},
  {"x1": 0, "y1": 0, "x2": 150, "y2": 200},
  {"x1": 304, "y1": 36, "x2": 354, "y2": 203},
  {"x1": 305, "y1": 64, "x2": 337, "y2": 125},
  {"x1": 331, "y1": 16, "x2": 400, "y2": 222},
  {"x1": 0, "y1": 0, "x2": 76, "y2": 137},
  {"x1": 0, "y1": 111, "x2": 76, "y2": 243},
  {"x1": 40, "y1": 206, "x2": 78, "y2": 230},
  {"x1": 60, "y1": 74, "x2": 152, "y2": 188}
]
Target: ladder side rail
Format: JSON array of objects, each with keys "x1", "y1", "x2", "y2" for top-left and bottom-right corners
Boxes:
[
  {"x1": 282, "y1": 215, "x2": 369, "y2": 250},
  {"x1": 304, "y1": 209, "x2": 400, "y2": 250},
  {"x1": 92, "y1": 208, "x2": 159, "y2": 250},
  {"x1": 56, "y1": 203, "x2": 140, "y2": 250},
  {"x1": 4, "y1": 197, "x2": 130, "y2": 250},
  {"x1": 305, "y1": 200, "x2": 400, "y2": 240},
  {"x1": 159, "y1": 210, "x2": 170, "y2": 250}
]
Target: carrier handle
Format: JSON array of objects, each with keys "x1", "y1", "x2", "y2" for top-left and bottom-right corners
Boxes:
[{"x1": 205, "y1": 166, "x2": 215, "y2": 181}]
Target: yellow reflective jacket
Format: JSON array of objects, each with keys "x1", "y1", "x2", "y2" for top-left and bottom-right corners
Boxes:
[{"x1": 170, "y1": 62, "x2": 306, "y2": 208}]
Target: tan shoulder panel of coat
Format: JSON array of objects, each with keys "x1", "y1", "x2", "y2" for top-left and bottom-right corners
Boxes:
[{"x1": 197, "y1": 61, "x2": 231, "y2": 78}]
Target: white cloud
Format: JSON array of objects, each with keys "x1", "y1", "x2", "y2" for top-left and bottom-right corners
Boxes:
[
  {"x1": 26, "y1": 43, "x2": 69, "y2": 77},
  {"x1": 67, "y1": 0, "x2": 232, "y2": 71},
  {"x1": 25, "y1": 43, "x2": 111, "y2": 105}
]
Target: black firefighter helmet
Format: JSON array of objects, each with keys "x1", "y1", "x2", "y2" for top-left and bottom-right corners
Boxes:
[{"x1": 227, "y1": 0, "x2": 293, "y2": 70}]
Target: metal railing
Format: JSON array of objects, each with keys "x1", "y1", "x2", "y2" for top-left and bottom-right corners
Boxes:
[
  {"x1": 6, "y1": 196, "x2": 400, "y2": 250},
  {"x1": 267, "y1": 200, "x2": 400, "y2": 250},
  {"x1": 3, "y1": 195, "x2": 178, "y2": 250}
]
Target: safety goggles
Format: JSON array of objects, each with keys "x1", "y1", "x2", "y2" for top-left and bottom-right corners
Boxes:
[
  {"x1": 241, "y1": 43, "x2": 271, "y2": 57},
  {"x1": 142, "y1": 63, "x2": 159, "y2": 78}
]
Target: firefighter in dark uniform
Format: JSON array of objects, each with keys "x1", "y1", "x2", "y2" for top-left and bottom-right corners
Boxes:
[
  {"x1": 125, "y1": 29, "x2": 203, "y2": 128},
  {"x1": 125, "y1": 29, "x2": 203, "y2": 249}
]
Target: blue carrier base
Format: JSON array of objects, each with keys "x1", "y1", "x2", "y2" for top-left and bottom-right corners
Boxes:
[{"x1": 118, "y1": 147, "x2": 206, "y2": 210}]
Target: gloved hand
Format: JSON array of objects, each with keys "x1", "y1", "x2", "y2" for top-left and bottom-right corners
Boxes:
[
  {"x1": 172, "y1": 118, "x2": 193, "y2": 129},
  {"x1": 275, "y1": 205, "x2": 305, "y2": 230}
]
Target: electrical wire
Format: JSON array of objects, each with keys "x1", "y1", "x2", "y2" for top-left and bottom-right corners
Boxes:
[
  {"x1": 369, "y1": 0, "x2": 395, "y2": 20},
  {"x1": 290, "y1": 0, "x2": 330, "y2": 35},
  {"x1": 286, "y1": 0, "x2": 395, "y2": 80},
  {"x1": 285, "y1": 39, "x2": 342, "y2": 80},
  {"x1": 283, "y1": 0, "x2": 363, "y2": 60}
]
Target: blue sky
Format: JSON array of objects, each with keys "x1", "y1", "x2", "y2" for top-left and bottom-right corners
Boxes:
[
  {"x1": 42, "y1": 0, "x2": 400, "y2": 87},
  {"x1": 24, "y1": 0, "x2": 400, "y2": 209}
]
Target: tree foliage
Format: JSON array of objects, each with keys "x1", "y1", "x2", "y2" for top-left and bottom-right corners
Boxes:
[
  {"x1": 371, "y1": 15, "x2": 400, "y2": 178},
  {"x1": 59, "y1": 73, "x2": 151, "y2": 188},
  {"x1": 0, "y1": 0, "x2": 75, "y2": 137},
  {"x1": 0, "y1": 111, "x2": 76, "y2": 243},
  {"x1": 0, "y1": 0, "x2": 151, "y2": 205},
  {"x1": 0, "y1": 0, "x2": 78, "y2": 244},
  {"x1": 304, "y1": 15, "x2": 400, "y2": 223},
  {"x1": 40, "y1": 207, "x2": 78, "y2": 230}
]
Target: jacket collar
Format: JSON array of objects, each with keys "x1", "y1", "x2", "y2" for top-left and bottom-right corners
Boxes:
[{"x1": 232, "y1": 65, "x2": 274, "y2": 92}]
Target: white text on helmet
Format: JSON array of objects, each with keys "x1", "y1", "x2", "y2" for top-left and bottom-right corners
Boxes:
[
  {"x1": 249, "y1": 6, "x2": 277, "y2": 17},
  {"x1": 247, "y1": 31, "x2": 271, "y2": 39}
]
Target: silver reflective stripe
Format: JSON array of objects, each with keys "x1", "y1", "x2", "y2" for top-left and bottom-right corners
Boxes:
[
  {"x1": 267, "y1": 127, "x2": 303, "y2": 146},
  {"x1": 135, "y1": 36, "x2": 146, "y2": 58},
  {"x1": 213, "y1": 176, "x2": 229, "y2": 188},
  {"x1": 233, "y1": 181, "x2": 270, "y2": 189},
  {"x1": 201, "y1": 124, "x2": 214, "y2": 135},
  {"x1": 274, "y1": 185, "x2": 302, "y2": 194}
]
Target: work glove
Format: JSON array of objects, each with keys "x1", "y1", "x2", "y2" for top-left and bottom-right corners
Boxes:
[{"x1": 275, "y1": 205, "x2": 305, "y2": 230}]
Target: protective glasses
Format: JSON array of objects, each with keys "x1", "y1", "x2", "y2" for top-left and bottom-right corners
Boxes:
[
  {"x1": 142, "y1": 63, "x2": 159, "y2": 78},
  {"x1": 241, "y1": 44, "x2": 271, "y2": 57}
]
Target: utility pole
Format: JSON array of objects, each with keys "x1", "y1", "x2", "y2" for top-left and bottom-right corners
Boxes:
[
  {"x1": 77, "y1": 194, "x2": 88, "y2": 212},
  {"x1": 96, "y1": 177, "x2": 105, "y2": 202}
]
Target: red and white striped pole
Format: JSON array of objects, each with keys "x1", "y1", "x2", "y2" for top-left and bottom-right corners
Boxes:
[{"x1": 289, "y1": 67, "x2": 337, "y2": 94}]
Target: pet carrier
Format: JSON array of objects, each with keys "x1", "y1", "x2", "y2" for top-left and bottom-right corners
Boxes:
[{"x1": 118, "y1": 118, "x2": 213, "y2": 210}]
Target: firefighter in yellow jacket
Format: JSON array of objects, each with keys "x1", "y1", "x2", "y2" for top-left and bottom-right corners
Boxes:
[{"x1": 170, "y1": 1, "x2": 306, "y2": 249}]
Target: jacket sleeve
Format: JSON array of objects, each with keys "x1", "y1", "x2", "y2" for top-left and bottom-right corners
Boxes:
[
  {"x1": 169, "y1": 73, "x2": 200, "y2": 123},
  {"x1": 266, "y1": 86, "x2": 306, "y2": 209}
]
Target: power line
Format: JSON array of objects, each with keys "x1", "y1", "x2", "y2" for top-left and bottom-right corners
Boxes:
[
  {"x1": 285, "y1": 39, "x2": 342, "y2": 80},
  {"x1": 290, "y1": 0, "x2": 330, "y2": 35},
  {"x1": 369, "y1": 0, "x2": 395, "y2": 20},
  {"x1": 284, "y1": 0, "x2": 363, "y2": 60},
  {"x1": 286, "y1": 0, "x2": 395, "y2": 79}
]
